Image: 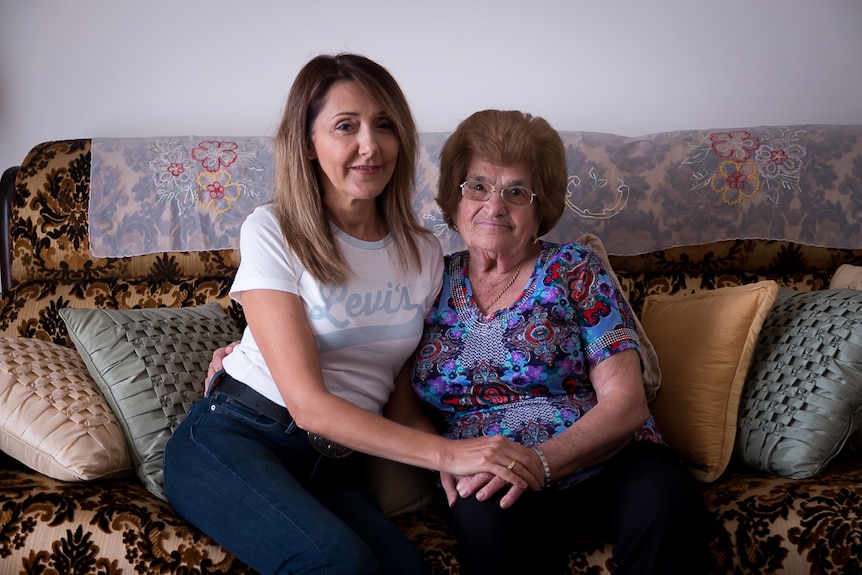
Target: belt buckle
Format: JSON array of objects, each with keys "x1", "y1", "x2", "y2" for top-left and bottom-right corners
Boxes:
[{"x1": 307, "y1": 433, "x2": 354, "y2": 458}]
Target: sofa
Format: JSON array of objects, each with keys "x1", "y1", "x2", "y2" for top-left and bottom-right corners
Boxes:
[{"x1": 2, "y1": 124, "x2": 862, "y2": 575}]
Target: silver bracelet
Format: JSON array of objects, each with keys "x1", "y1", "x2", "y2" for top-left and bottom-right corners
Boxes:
[{"x1": 531, "y1": 446, "x2": 552, "y2": 488}]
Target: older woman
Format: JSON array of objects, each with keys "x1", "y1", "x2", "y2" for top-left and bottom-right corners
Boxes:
[{"x1": 387, "y1": 109, "x2": 709, "y2": 574}]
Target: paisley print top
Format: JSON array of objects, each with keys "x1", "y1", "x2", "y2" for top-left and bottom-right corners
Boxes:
[{"x1": 411, "y1": 242, "x2": 665, "y2": 487}]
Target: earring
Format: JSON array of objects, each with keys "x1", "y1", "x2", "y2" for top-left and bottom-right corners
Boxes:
[{"x1": 532, "y1": 236, "x2": 539, "y2": 245}]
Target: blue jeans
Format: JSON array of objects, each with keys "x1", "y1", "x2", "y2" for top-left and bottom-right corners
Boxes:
[{"x1": 163, "y1": 385, "x2": 431, "y2": 575}]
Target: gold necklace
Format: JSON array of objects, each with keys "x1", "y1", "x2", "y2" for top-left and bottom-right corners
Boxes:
[{"x1": 481, "y1": 260, "x2": 523, "y2": 312}]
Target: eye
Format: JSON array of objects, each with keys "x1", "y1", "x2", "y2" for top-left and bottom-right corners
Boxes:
[
  {"x1": 470, "y1": 182, "x2": 489, "y2": 193},
  {"x1": 506, "y1": 187, "x2": 528, "y2": 198},
  {"x1": 377, "y1": 119, "x2": 396, "y2": 132},
  {"x1": 335, "y1": 121, "x2": 355, "y2": 132}
]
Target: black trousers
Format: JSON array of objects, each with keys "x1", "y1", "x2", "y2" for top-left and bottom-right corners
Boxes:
[{"x1": 450, "y1": 442, "x2": 711, "y2": 575}]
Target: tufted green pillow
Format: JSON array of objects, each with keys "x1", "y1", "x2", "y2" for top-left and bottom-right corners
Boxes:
[
  {"x1": 60, "y1": 304, "x2": 241, "y2": 500},
  {"x1": 735, "y1": 289, "x2": 862, "y2": 478}
]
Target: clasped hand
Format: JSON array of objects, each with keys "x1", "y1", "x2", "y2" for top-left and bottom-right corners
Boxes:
[{"x1": 440, "y1": 437, "x2": 545, "y2": 509}]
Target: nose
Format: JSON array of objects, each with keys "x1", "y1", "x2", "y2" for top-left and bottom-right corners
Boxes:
[
  {"x1": 358, "y1": 126, "x2": 380, "y2": 157},
  {"x1": 483, "y1": 187, "x2": 508, "y2": 212}
]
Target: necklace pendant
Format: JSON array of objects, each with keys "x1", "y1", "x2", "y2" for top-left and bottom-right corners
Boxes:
[{"x1": 480, "y1": 261, "x2": 523, "y2": 314}]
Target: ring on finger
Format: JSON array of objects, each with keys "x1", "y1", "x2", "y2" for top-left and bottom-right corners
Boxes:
[{"x1": 507, "y1": 459, "x2": 517, "y2": 471}]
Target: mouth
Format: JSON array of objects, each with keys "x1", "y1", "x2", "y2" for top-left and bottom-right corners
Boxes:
[
  {"x1": 351, "y1": 164, "x2": 382, "y2": 174},
  {"x1": 473, "y1": 219, "x2": 512, "y2": 230}
]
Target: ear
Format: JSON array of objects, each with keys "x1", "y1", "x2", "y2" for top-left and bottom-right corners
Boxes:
[{"x1": 533, "y1": 211, "x2": 543, "y2": 236}]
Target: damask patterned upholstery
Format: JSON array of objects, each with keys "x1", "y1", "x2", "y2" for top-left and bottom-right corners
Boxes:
[
  {"x1": 2, "y1": 139, "x2": 862, "y2": 574},
  {"x1": 1, "y1": 141, "x2": 244, "y2": 348}
]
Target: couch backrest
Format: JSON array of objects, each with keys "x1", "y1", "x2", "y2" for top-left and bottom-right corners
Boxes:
[
  {"x1": 7, "y1": 140, "x2": 238, "y2": 285},
  {"x1": 2, "y1": 132, "x2": 861, "y2": 346},
  {"x1": 0, "y1": 140, "x2": 242, "y2": 345}
]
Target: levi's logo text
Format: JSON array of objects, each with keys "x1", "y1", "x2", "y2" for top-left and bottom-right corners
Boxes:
[{"x1": 309, "y1": 282, "x2": 423, "y2": 329}]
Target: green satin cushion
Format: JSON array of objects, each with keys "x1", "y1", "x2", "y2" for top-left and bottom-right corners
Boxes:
[
  {"x1": 736, "y1": 289, "x2": 862, "y2": 478},
  {"x1": 60, "y1": 304, "x2": 241, "y2": 500}
]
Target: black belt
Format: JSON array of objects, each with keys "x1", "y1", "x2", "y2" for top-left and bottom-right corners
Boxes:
[
  {"x1": 214, "y1": 373, "x2": 295, "y2": 427},
  {"x1": 213, "y1": 373, "x2": 354, "y2": 458}
]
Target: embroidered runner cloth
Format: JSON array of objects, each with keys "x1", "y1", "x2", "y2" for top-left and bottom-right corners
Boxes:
[
  {"x1": 91, "y1": 125, "x2": 862, "y2": 257},
  {"x1": 419, "y1": 125, "x2": 862, "y2": 256},
  {"x1": 90, "y1": 136, "x2": 274, "y2": 257}
]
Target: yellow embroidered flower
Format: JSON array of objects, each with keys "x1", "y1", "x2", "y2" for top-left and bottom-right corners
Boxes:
[
  {"x1": 711, "y1": 160, "x2": 760, "y2": 205},
  {"x1": 196, "y1": 170, "x2": 242, "y2": 213}
]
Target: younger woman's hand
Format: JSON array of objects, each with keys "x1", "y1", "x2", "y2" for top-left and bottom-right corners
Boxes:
[
  {"x1": 441, "y1": 437, "x2": 544, "y2": 508},
  {"x1": 207, "y1": 340, "x2": 240, "y2": 380}
]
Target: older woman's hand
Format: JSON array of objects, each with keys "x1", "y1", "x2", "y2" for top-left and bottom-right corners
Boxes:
[{"x1": 442, "y1": 472, "x2": 527, "y2": 509}]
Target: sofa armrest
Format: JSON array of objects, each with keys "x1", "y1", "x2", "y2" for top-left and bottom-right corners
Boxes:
[{"x1": 0, "y1": 165, "x2": 18, "y2": 293}]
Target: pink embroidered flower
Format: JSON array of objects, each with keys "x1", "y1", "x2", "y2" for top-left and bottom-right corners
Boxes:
[
  {"x1": 755, "y1": 139, "x2": 806, "y2": 179},
  {"x1": 167, "y1": 162, "x2": 185, "y2": 177},
  {"x1": 206, "y1": 181, "x2": 226, "y2": 200},
  {"x1": 192, "y1": 140, "x2": 239, "y2": 173},
  {"x1": 710, "y1": 131, "x2": 761, "y2": 162},
  {"x1": 711, "y1": 160, "x2": 759, "y2": 205},
  {"x1": 727, "y1": 169, "x2": 747, "y2": 190}
]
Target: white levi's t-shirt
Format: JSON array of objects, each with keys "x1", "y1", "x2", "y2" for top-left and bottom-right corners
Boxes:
[{"x1": 222, "y1": 205, "x2": 444, "y2": 414}]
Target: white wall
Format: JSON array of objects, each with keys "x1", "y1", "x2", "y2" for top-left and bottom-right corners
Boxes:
[{"x1": 2, "y1": 0, "x2": 861, "y2": 173}]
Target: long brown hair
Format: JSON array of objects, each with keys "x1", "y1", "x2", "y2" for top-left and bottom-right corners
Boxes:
[{"x1": 272, "y1": 53, "x2": 429, "y2": 284}]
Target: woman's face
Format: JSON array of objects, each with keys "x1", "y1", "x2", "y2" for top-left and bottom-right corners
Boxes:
[
  {"x1": 309, "y1": 81, "x2": 399, "y2": 208},
  {"x1": 453, "y1": 157, "x2": 541, "y2": 256}
]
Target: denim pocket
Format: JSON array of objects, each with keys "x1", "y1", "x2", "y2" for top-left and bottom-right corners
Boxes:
[{"x1": 209, "y1": 392, "x2": 289, "y2": 432}]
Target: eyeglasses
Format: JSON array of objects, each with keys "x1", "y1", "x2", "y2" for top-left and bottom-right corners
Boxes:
[{"x1": 459, "y1": 181, "x2": 536, "y2": 206}]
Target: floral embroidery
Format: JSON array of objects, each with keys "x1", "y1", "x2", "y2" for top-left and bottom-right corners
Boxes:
[
  {"x1": 708, "y1": 132, "x2": 763, "y2": 205},
  {"x1": 191, "y1": 140, "x2": 239, "y2": 172},
  {"x1": 712, "y1": 160, "x2": 760, "y2": 205},
  {"x1": 147, "y1": 139, "x2": 263, "y2": 216},
  {"x1": 710, "y1": 130, "x2": 761, "y2": 162},
  {"x1": 195, "y1": 170, "x2": 242, "y2": 213},
  {"x1": 150, "y1": 146, "x2": 194, "y2": 191},
  {"x1": 754, "y1": 129, "x2": 807, "y2": 199},
  {"x1": 681, "y1": 127, "x2": 809, "y2": 208},
  {"x1": 89, "y1": 136, "x2": 274, "y2": 256}
]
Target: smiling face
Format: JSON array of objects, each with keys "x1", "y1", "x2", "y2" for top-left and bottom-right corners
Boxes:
[
  {"x1": 309, "y1": 80, "x2": 399, "y2": 211},
  {"x1": 454, "y1": 157, "x2": 541, "y2": 256}
]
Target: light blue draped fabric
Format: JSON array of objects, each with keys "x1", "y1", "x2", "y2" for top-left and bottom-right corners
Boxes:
[
  {"x1": 90, "y1": 136, "x2": 273, "y2": 257},
  {"x1": 90, "y1": 125, "x2": 862, "y2": 257}
]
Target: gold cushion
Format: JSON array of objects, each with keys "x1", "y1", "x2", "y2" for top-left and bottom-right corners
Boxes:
[
  {"x1": 0, "y1": 337, "x2": 133, "y2": 481},
  {"x1": 830, "y1": 264, "x2": 862, "y2": 290},
  {"x1": 642, "y1": 281, "x2": 778, "y2": 482}
]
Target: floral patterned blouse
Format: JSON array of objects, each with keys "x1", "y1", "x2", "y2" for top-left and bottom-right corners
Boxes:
[{"x1": 411, "y1": 241, "x2": 665, "y2": 487}]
